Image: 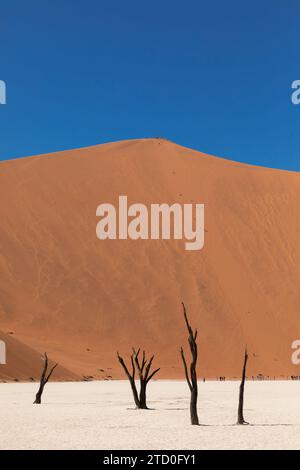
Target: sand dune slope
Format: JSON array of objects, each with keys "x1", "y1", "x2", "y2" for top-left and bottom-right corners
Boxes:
[
  {"x1": 1, "y1": 138, "x2": 300, "y2": 380},
  {"x1": 0, "y1": 330, "x2": 79, "y2": 381}
]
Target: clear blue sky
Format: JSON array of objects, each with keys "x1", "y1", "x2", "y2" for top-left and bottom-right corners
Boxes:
[{"x1": 1, "y1": 0, "x2": 299, "y2": 169}]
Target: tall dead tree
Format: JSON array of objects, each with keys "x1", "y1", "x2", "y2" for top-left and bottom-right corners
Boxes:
[
  {"x1": 34, "y1": 352, "x2": 58, "y2": 404},
  {"x1": 237, "y1": 348, "x2": 249, "y2": 425},
  {"x1": 180, "y1": 302, "x2": 199, "y2": 425},
  {"x1": 117, "y1": 348, "x2": 160, "y2": 409}
]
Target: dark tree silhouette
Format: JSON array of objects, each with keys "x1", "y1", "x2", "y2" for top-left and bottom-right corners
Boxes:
[
  {"x1": 117, "y1": 348, "x2": 160, "y2": 409},
  {"x1": 180, "y1": 302, "x2": 199, "y2": 425},
  {"x1": 237, "y1": 348, "x2": 249, "y2": 425},
  {"x1": 34, "y1": 352, "x2": 58, "y2": 404}
]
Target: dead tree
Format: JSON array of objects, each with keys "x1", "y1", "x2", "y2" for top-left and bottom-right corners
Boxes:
[
  {"x1": 180, "y1": 302, "x2": 199, "y2": 425},
  {"x1": 33, "y1": 352, "x2": 58, "y2": 404},
  {"x1": 237, "y1": 348, "x2": 249, "y2": 425},
  {"x1": 117, "y1": 348, "x2": 160, "y2": 409}
]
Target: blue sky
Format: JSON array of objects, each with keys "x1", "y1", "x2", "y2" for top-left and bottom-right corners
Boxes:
[{"x1": 0, "y1": 0, "x2": 299, "y2": 169}]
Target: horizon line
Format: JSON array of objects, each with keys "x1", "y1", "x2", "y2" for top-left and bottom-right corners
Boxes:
[{"x1": 0, "y1": 136, "x2": 298, "y2": 175}]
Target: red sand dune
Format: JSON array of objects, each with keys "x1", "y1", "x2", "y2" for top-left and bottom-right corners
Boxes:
[
  {"x1": 0, "y1": 330, "x2": 79, "y2": 382},
  {"x1": 0, "y1": 138, "x2": 300, "y2": 381}
]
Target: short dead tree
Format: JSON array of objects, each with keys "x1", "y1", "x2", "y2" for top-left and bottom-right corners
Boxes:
[
  {"x1": 34, "y1": 352, "x2": 58, "y2": 404},
  {"x1": 237, "y1": 348, "x2": 249, "y2": 425},
  {"x1": 180, "y1": 302, "x2": 199, "y2": 425},
  {"x1": 117, "y1": 348, "x2": 160, "y2": 409}
]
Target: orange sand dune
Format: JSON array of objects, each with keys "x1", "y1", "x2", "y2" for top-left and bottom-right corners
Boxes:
[
  {"x1": 1, "y1": 138, "x2": 300, "y2": 381},
  {"x1": 0, "y1": 330, "x2": 79, "y2": 381}
]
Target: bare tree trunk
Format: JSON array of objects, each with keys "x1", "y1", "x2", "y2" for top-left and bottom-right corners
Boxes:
[
  {"x1": 33, "y1": 353, "x2": 58, "y2": 404},
  {"x1": 117, "y1": 348, "x2": 160, "y2": 409},
  {"x1": 139, "y1": 381, "x2": 147, "y2": 409},
  {"x1": 237, "y1": 348, "x2": 249, "y2": 425},
  {"x1": 34, "y1": 383, "x2": 45, "y2": 404},
  {"x1": 117, "y1": 352, "x2": 140, "y2": 408},
  {"x1": 180, "y1": 302, "x2": 199, "y2": 425}
]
